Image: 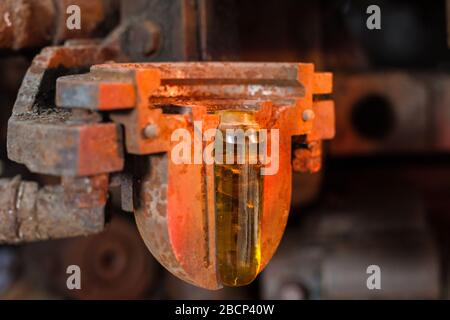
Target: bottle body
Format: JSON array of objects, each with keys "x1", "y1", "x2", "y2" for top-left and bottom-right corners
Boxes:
[{"x1": 214, "y1": 111, "x2": 263, "y2": 287}]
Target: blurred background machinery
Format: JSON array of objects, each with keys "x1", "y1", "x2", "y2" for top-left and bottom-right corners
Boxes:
[{"x1": 0, "y1": 0, "x2": 449, "y2": 299}]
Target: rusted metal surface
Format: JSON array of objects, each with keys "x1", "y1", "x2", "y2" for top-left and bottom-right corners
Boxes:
[
  {"x1": 8, "y1": 120, "x2": 124, "y2": 176},
  {"x1": 0, "y1": 0, "x2": 55, "y2": 49},
  {"x1": 56, "y1": 62, "x2": 334, "y2": 289},
  {"x1": 52, "y1": 0, "x2": 117, "y2": 44},
  {"x1": 110, "y1": 173, "x2": 134, "y2": 213},
  {"x1": 56, "y1": 72, "x2": 136, "y2": 111},
  {"x1": 2, "y1": 41, "x2": 122, "y2": 243},
  {"x1": 85, "y1": 0, "x2": 237, "y2": 63},
  {"x1": 0, "y1": 0, "x2": 118, "y2": 49},
  {"x1": 133, "y1": 154, "x2": 194, "y2": 285},
  {"x1": 119, "y1": 0, "x2": 199, "y2": 61},
  {"x1": 293, "y1": 141, "x2": 322, "y2": 173},
  {"x1": 0, "y1": 175, "x2": 107, "y2": 244},
  {"x1": 2, "y1": 6, "x2": 335, "y2": 286},
  {"x1": 7, "y1": 42, "x2": 124, "y2": 176}
]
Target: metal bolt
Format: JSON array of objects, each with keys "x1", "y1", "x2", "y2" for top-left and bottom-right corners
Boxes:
[
  {"x1": 124, "y1": 20, "x2": 161, "y2": 58},
  {"x1": 143, "y1": 124, "x2": 158, "y2": 139},
  {"x1": 302, "y1": 109, "x2": 315, "y2": 122}
]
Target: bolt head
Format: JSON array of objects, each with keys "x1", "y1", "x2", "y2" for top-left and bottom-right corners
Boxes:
[
  {"x1": 124, "y1": 20, "x2": 160, "y2": 58},
  {"x1": 302, "y1": 109, "x2": 315, "y2": 122},
  {"x1": 143, "y1": 124, "x2": 158, "y2": 139}
]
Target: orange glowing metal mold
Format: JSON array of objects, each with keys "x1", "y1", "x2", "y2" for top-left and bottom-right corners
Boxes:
[{"x1": 56, "y1": 62, "x2": 334, "y2": 289}]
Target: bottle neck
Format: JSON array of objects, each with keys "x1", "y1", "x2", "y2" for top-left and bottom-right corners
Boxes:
[{"x1": 218, "y1": 110, "x2": 259, "y2": 129}]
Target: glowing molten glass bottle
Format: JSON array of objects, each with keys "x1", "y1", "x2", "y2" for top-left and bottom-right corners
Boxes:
[{"x1": 214, "y1": 110, "x2": 263, "y2": 286}]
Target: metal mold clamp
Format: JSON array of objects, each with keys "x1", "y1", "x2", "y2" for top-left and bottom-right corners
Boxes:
[
  {"x1": 3, "y1": 43, "x2": 119, "y2": 243},
  {"x1": 5, "y1": 54, "x2": 334, "y2": 289}
]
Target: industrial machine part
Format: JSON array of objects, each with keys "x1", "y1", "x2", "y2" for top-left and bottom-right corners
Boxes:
[
  {"x1": 1, "y1": 42, "x2": 118, "y2": 243},
  {"x1": 55, "y1": 216, "x2": 158, "y2": 300},
  {"x1": 3, "y1": 53, "x2": 334, "y2": 289},
  {"x1": 0, "y1": 0, "x2": 118, "y2": 49},
  {"x1": 0, "y1": 0, "x2": 448, "y2": 300},
  {"x1": 6, "y1": 215, "x2": 159, "y2": 300},
  {"x1": 0, "y1": 20, "x2": 335, "y2": 289},
  {"x1": 261, "y1": 188, "x2": 441, "y2": 299},
  {"x1": 53, "y1": 62, "x2": 334, "y2": 289},
  {"x1": 331, "y1": 72, "x2": 450, "y2": 155},
  {"x1": 0, "y1": 0, "x2": 332, "y2": 290},
  {"x1": 0, "y1": 175, "x2": 107, "y2": 242}
]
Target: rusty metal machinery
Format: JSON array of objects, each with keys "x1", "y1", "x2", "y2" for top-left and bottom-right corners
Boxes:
[
  {"x1": 0, "y1": 26, "x2": 334, "y2": 290},
  {"x1": 3, "y1": 0, "x2": 447, "y2": 299},
  {"x1": 331, "y1": 72, "x2": 450, "y2": 155},
  {"x1": 50, "y1": 216, "x2": 158, "y2": 300},
  {"x1": 0, "y1": 0, "x2": 118, "y2": 50}
]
